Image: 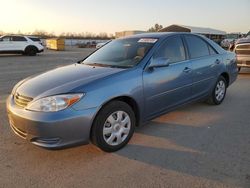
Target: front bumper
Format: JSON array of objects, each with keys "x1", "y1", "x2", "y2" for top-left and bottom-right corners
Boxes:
[
  {"x1": 236, "y1": 55, "x2": 250, "y2": 68},
  {"x1": 38, "y1": 49, "x2": 44, "y2": 53},
  {"x1": 6, "y1": 95, "x2": 97, "y2": 149}
]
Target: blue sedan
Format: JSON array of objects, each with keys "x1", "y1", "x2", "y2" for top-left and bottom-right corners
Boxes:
[{"x1": 6, "y1": 33, "x2": 238, "y2": 152}]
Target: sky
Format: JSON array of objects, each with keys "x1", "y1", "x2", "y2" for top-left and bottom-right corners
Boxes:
[{"x1": 0, "y1": 0, "x2": 249, "y2": 35}]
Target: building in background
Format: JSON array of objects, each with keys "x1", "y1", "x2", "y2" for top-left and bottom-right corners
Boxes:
[
  {"x1": 159, "y1": 24, "x2": 226, "y2": 44},
  {"x1": 115, "y1": 30, "x2": 146, "y2": 38}
]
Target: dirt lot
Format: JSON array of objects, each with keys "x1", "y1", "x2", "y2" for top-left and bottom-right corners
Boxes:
[{"x1": 0, "y1": 48, "x2": 249, "y2": 188}]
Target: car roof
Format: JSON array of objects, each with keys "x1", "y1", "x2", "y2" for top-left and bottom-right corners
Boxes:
[
  {"x1": 122, "y1": 32, "x2": 174, "y2": 39},
  {"x1": 3, "y1": 35, "x2": 25, "y2": 37},
  {"x1": 122, "y1": 32, "x2": 226, "y2": 54},
  {"x1": 0, "y1": 35, "x2": 39, "y2": 38},
  {"x1": 27, "y1": 36, "x2": 39, "y2": 38},
  {"x1": 122, "y1": 32, "x2": 204, "y2": 40}
]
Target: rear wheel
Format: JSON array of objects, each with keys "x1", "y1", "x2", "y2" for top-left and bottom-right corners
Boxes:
[
  {"x1": 91, "y1": 101, "x2": 136, "y2": 152},
  {"x1": 24, "y1": 46, "x2": 37, "y2": 56},
  {"x1": 207, "y1": 76, "x2": 227, "y2": 105}
]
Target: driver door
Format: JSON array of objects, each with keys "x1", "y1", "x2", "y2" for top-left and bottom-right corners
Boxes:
[
  {"x1": 143, "y1": 35, "x2": 193, "y2": 118},
  {"x1": 0, "y1": 36, "x2": 12, "y2": 51}
]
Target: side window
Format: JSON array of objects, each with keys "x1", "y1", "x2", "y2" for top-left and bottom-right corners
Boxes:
[
  {"x1": 208, "y1": 45, "x2": 217, "y2": 55},
  {"x1": 185, "y1": 35, "x2": 210, "y2": 59},
  {"x1": 12, "y1": 36, "x2": 27, "y2": 42},
  {"x1": 154, "y1": 36, "x2": 186, "y2": 63},
  {"x1": 29, "y1": 37, "x2": 41, "y2": 42},
  {"x1": 2, "y1": 36, "x2": 11, "y2": 42}
]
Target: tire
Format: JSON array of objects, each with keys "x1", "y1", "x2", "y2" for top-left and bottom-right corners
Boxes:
[
  {"x1": 207, "y1": 76, "x2": 227, "y2": 105},
  {"x1": 24, "y1": 46, "x2": 37, "y2": 56},
  {"x1": 91, "y1": 101, "x2": 136, "y2": 152}
]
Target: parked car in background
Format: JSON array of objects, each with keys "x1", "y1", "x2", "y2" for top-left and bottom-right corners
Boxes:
[
  {"x1": 0, "y1": 35, "x2": 44, "y2": 56},
  {"x1": 77, "y1": 41, "x2": 97, "y2": 48},
  {"x1": 233, "y1": 34, "x2": 250, "y2": 72},
  {"x1": 246, "y1": 31, "x2": 250, "y2": 38},
  {"x1": 7, "y1": 33, "x2": 238, "y2": 152},
  {"x1": 96, "y1": 41, "x2": 110, "y2": 48},
  {"x1": 221, "y1": 33, "x2": 242, "y2": 49}
]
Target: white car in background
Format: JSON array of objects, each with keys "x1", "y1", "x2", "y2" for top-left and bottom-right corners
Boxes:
[
  {"x1": 0, "y1": 35, "x2": 44, "y2": 56},
  {"x1": 96, "y1": 41, "x2": 110, "y2": 49},
  {"x1": 221, "y1": 33, "x2": 242, "y2": 49}
]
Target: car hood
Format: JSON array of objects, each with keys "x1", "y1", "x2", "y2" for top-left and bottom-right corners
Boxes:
[
  {"x1": 235, "y1": 37, "x2": 250, "y2": 45},
  {"x1": 16, "y1": 64, "x2": 125, "y2": 99}
]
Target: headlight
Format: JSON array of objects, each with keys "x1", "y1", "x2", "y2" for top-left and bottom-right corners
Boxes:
[{"x1": 26, "y1": 93, "x2": 84, "y2": 112}]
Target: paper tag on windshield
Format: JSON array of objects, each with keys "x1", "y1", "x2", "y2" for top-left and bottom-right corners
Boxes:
[{"x1": 138, "y1": 38, "x2": 158, "y2": 43}]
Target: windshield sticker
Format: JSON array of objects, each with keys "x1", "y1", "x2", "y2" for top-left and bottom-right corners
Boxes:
[{"x1": 138, "y1": 38, "x2": 158, "y2": 43}]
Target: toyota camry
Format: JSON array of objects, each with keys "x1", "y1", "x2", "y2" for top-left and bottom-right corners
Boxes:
[{"x1": 6, "y1": 33, "x2": 238, "y2": 152}]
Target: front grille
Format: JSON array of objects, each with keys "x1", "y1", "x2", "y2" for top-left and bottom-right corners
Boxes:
[
  {"x1": 14, "y1": 92, "x2": 33, "y2": 108},
  {"x1": 236, "y1": 44, "x2": 250, "y2": 49},
  {"x1": 235, "y1": 44, "x2": 250, "y2": 55}
]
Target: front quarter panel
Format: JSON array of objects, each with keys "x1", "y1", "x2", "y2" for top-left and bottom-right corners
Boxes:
[{"x1": 72, "y1": 68, "x2": 144, "y2": 118}]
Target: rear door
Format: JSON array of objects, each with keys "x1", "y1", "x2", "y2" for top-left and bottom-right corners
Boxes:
[
  {"x1": 143, "y1": 35, "x2": 193, "y2": 118},
  {"x1": 11, "y1": 36, "x2": 28, "y2": 51},
  {"x1": 184, "y1": 35, "x2": 221, "y2": 98}
]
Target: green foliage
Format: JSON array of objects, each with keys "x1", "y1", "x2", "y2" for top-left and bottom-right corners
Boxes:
[{"x1": 148, "y1": 24, "x2": 164, "y2": 32}]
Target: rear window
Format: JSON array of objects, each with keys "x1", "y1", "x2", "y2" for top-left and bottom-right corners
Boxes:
[
  {"x1": 185, "y1": 35, "x2": 210, "y2": 59},
  {"x1": 29, "y1": 37, "x2": 41, "y2": 42}
]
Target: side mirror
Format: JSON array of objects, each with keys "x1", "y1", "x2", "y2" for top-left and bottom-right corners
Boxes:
[{"x1": 148, "y1": 57, "x2": 170, "y2": 69}]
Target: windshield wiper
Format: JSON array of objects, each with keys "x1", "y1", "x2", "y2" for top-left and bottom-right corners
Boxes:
[
  {"x1": 83, "y1": 62, "x2": 129, "y2": 69},
  {"x1": 106, "y1": 65, "x2": 129, "y2": 69},
  {"x1": 84, "y1": 63, "x2": 109, "y2": 67}
]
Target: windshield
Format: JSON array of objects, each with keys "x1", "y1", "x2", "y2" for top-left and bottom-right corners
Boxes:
[
  {"x1": 82, "y1": 38, "x2": 157, "y2": 68},
  {"x1": 247, "y1": 32, "x2": 250, "y2": 38}
]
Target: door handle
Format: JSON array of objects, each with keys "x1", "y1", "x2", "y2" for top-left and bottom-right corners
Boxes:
[
  {"x1": 215, "y1": 59, "x2": 221, "y2": 64},
  {"x1": 183, "y1": 67, "x2": 192, "y2": 73}
]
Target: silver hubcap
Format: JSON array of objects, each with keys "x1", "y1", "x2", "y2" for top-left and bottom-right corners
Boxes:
[
  {"x1": 103, "y1": 111, "x2": 131, "y2": 146},
  {"x1": 215, "y1": 80, "x2": 226, "y2": 101}
]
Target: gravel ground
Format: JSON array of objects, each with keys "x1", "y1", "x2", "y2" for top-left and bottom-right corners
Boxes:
[{"x1": 0, "y1": 48, "x2": 249, "y2": 188}]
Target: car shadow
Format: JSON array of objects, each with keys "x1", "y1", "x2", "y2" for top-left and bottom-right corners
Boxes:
[
  {"x1": 0, "y1": 54, "x2": 44, "y2": 58},
  {"x1": 0, "y1": 54, "x2": 23, "y2": 57},
  {"x1": 115, "y1": 121, "x2": 249, "y2": 187},
  {"x1": 238, "y1": 68, "x2": 250, "y2": 75},
  {"x1": 114, "y1": 102, "x2": 250, "y2": 187}
]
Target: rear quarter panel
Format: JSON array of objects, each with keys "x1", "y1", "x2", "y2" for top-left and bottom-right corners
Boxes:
[{"x1": 223, "y1": 52, "x2": 238, "y2": 85}]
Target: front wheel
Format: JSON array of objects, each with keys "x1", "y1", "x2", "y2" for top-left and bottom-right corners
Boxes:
[
  {"x1": 207, "y1": 76, "x2": 227, "y2": 105},
  {"x1": 91, "y1": 101, "x2": 136, "y2": 152}
]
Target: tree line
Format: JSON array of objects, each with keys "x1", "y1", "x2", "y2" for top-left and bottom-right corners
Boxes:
[
  {"x1": 0, "y1": 30, "x2": 114, "y2": 39},
  {"x1": 0, "y1": 24, "x2": 164, "y2": 39}
]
